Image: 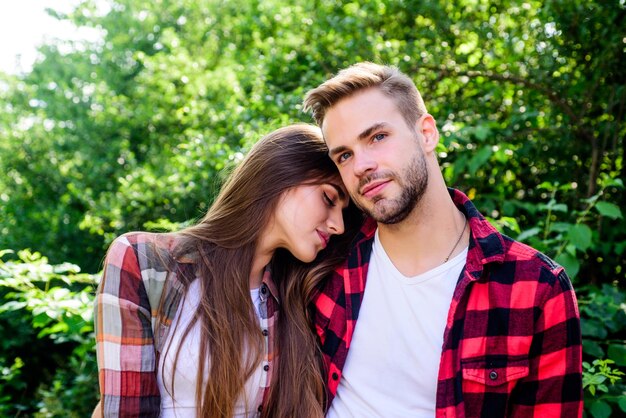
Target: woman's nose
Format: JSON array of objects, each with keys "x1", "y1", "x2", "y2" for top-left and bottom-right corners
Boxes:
[{"x1": 328, "y1": 208, "x2": 345, "y2": 235}]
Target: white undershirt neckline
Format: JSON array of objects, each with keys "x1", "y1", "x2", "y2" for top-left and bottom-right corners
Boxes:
[{"x1": 327, "y1": 228, "x2": 468, "y2": 418}]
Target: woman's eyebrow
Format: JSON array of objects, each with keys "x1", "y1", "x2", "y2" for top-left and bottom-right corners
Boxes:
[
  {"x1": 329, "y1": 183, "x2": 346, "y2": 200},
  {"x1": 328, "y1": 184, "x2": 349, "y2": 208}
]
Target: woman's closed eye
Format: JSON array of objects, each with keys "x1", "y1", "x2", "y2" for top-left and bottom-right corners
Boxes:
[{"x1": 323, "y1": 192, "x2": 336, "y2": 207}]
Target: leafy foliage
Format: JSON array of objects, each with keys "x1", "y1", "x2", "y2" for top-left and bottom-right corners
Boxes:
[
  {"x1": 0, "y1": 250, "x2": 98, "y2": 416},
  {"x1": 0, "y1": 0, "x2": 624, "y2": 415}
]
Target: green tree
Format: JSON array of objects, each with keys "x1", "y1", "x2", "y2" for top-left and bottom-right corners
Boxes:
[{"x1": 0, "y1": 0, "x2": 624, "y2": 415}]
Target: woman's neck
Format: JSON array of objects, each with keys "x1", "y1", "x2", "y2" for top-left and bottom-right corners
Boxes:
[{"x1": 250, "y1": 247, "x2": 273, "y2": 289}]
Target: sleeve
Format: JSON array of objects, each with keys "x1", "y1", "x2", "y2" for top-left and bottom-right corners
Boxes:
[
  {"x1": 512, "y1": 267, "x2": 583, "y2": 417},
  {"x1": 94, "y1": 234, "x2": 161, "y2": 417}
]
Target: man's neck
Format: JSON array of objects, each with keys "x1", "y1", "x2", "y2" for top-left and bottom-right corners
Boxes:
[{"x1": 377, "y1": 187, "x2": 467, "y2": 277}]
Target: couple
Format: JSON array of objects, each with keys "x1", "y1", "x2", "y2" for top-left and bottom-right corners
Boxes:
[{"x1": 94, "y1": 63, "x2": 583, "y2": 417}]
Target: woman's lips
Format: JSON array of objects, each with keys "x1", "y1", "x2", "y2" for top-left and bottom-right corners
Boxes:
[{"x1": 317, "y1": 231, "x2": 330, "y2": 248}]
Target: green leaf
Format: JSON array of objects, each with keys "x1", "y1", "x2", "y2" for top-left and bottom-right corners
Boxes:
[
  {"x1": 0, "y1": 249, "x2": 15, "y2": 258},
  {"x1": 581, "y1": 319, "x2": 608, "y2": 339},
  {"x1": 32, "y1": 312, "x2": 52, "y2": 329},
  {"x1": 550, "y1": 203, "x2": 568, "y2": 212},
  {"x1": 0, "y1": 301, "x2": 28, "y2": 312},
  {"x1": 555, "y1": 252, "x2": 580, "y2": 279},
  {"x1": 607, "y1": 344, "x2": 626, "y2": 367},
  {"x1": 589, "y1": 400, "x2": 612, "y2": 418},
  {"x1": 538, "y1": 181, "x2": 556, "y2": 190},
  {"x1": 567, "y1": 224, "x2": 592, "y2": 251},
  {"x1": 493, "y1": 216, "x2": 520, "y2": 234},
  {"x1": 517, "y1": 227, "x2": 541, "y2": 242},
  {"x1": 618, "y1": 397, "x2": 626, "y2": 412},
  {"x1": 550, "y1": 222, "x2": 574, "y2": 233},
  {"x1": 595, "y1": 202, "x2": 623, "y2": 219},
  {"x1": 583, "y1": 340, "x2": 605, "y2": 358},
  {"x1": 474, "y1": 125, "x2": 490, "y2": 141},
  {"x1": 588, "y1": 375, "x2": 607, "y2": 385},
  {"x1": 37, "y1": 322, "x2": 69, "y2": 338},
  {"x1": 565, "y1": 244, "x2": 578, "y2": 257}
]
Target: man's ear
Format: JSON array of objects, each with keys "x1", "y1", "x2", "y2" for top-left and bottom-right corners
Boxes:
[{"x1": 415, "y1": 114, "x2": 439, "y2": 153}]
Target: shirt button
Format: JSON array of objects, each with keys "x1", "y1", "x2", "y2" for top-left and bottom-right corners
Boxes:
[
  {"x1": 257, "y1": 405, "x2": 263, "y2": 412},
  {"x1": 263, "y1": 364, "x2": 270, "y2": 371},
  {"x1": 262, "y1": 329, "x2": 268, "y2": 336},
  {"x1": 489, "y1": 371, "x2": 498, "y2": 380},
  {"x1": 332, "y1": 372, "x2": 339, "y2": 380},
  {"x1": 260, "y1": 285, "x2": 268, "y2": 295}
]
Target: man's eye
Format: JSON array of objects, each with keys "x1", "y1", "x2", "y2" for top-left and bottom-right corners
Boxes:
[
  {"x1": 338, "y1": 152, "x2": 351, "y2": 163},
  {"x1": 373, "y1": 133, "x2": 385, "y2": 142}
]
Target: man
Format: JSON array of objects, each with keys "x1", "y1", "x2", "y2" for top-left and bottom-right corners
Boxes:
[{"x1": 303, "y1": 62, "x2": 582, "y2": 417}]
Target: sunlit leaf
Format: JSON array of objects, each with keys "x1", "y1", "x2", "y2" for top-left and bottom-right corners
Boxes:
[{"x1": 595, "y1": 202, "x2": 623, "y2": 219}]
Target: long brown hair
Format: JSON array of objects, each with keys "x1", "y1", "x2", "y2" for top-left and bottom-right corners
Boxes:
[{"x1": 168, "y1": 123, "x2": 362, "y2": 417}]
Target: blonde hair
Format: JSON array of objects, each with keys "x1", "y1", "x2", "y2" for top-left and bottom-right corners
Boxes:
[{"x1": 303, "y1": 62, "x2": 427, "y2": 129}]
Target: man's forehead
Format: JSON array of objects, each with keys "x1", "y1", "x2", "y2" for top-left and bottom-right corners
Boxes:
[{"x1": 321, "y1": 89, "x2": 396, "y2": 140}]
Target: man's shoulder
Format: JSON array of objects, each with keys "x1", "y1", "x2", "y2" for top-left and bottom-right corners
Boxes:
[{"x1": 494, "y1": 234, "x2": 569, "y2": 286}]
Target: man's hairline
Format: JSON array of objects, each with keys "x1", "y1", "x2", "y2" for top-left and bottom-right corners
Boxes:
[{"x1": 316, "y1": 89, "x2": 420, "y2": 152}]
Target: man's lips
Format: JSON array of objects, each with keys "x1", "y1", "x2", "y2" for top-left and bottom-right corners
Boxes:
[
  {"x1": 317, "y1": 231, "x2": 330, "y2": 248},
  {"x1": 360, "y1": 180, "x2": 390, "y2": 198}
]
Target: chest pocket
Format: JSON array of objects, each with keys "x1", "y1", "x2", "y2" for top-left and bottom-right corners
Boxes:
[{"x1": 462, "y1": 356, "x2": 529, "y2": 388}]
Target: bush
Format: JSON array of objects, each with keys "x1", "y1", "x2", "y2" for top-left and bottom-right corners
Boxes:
[{"x1": 0, "y1": 250, "x2": 99, "y2": 416}]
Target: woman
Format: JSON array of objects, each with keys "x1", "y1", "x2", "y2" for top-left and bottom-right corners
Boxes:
[{"x1": 94, "y1": 124, "x2": 362, "y2": 417}]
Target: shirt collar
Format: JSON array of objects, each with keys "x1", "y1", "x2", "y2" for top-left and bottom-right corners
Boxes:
[
  {"x1": 354, "y1": 188, "x2": 506, "y2": 266},
  {"x1": 260, "y1": 267, "x2": 281, "y2": 305},
  {"x1": 449, "y1": 187, "x2": 506, "y2": 265}
]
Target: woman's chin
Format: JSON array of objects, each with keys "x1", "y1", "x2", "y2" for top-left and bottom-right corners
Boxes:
[{"x1": 293, "y1": 250, "x2": 317, "y2": 264}]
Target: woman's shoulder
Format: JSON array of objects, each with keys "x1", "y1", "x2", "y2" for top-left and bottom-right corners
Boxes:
[
  {"x1": 111, "y1": 231, "x2": 175, "y2": 247},
  {"x1": 106, "y1": 231, "x2": 181, "y2": 270}
]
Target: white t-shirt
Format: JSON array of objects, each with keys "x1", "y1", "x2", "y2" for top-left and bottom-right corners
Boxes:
[
  {"x1": 328, "y1": 229, "x2": 467, "y2": 418},
  {"x1": 157, "y1": 280, "x2": 264, "y2": 418}
]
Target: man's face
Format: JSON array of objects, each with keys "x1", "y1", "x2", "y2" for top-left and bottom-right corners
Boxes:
[{"x1": 322, "y1": 88, "x2": 430, "y2": 224}]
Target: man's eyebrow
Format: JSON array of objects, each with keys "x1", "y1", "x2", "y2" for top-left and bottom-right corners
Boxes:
[
  {"x1": 357, "y1": 122, "x2": 388, "y2": 141},
  {"x1": 328, "y1": 122, "x2": 388, "y2": 158},
  {"x1": 328, "y1": 145, "x2": 348, "y2": 159}
]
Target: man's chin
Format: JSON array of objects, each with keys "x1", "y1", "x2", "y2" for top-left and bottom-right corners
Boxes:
[{"x1": 369, "y1": 201, "x2": 416, "y2": 225}]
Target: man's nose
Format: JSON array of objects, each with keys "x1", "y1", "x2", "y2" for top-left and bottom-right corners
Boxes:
[{"x1": 352, "y1": 150, "x2": 377, "y2": 178}]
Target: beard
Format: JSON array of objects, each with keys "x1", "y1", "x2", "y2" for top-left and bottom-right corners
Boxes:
[{"x1": 356, "y1": 151, "x2": 428, "y2": 224}]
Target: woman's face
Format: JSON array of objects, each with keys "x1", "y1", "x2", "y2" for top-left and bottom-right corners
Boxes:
[{"x1": 270, "y1": 180, "x2": 348, "y2": 262}]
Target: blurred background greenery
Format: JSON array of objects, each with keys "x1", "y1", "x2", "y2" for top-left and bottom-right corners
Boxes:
[{"x1": 0, "y1": 0, "x2": 624, "y2": 416}]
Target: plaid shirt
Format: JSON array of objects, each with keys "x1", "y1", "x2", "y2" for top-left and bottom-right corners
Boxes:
[
  {"x1": 313, "y1": 189, "x2": 583, "y2": 417},
  {"x1": 94, "y1": 232, "x2": 279, "y2": 417}
]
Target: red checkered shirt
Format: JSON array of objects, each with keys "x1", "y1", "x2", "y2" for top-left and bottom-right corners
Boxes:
[
  {"x1": 313, "y1": 189, "x2": 583, "y2": 417},
  {"x1": 94, "y1": 232, "x2": 279, "y2": 417}
]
